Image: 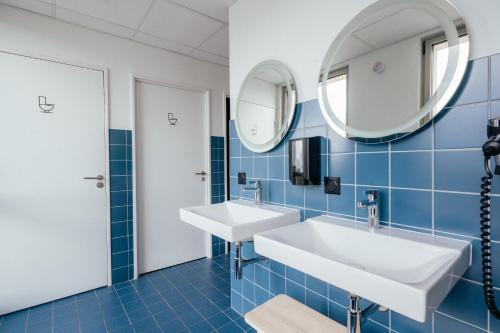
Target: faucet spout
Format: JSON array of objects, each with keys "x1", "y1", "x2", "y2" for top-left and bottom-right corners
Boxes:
[
  {"x1": 243, "y1": 180, "x2": 260, "y2": 207},
  {"x1": 356, "y1": 189, "x2": 381, "y2": 231}
]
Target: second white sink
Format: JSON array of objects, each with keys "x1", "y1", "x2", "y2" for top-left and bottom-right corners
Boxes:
[
  {"x1": 254, "y1": 215, "x2": 470, "y2": 322},
  {"x1": 180, "y1": 200, "x2": 299, "y2": 242}
]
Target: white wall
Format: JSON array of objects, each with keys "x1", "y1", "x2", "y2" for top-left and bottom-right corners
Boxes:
[
  {"x1": 0, "y1": 5, "x2": 229, "y2": 135},
  {"x1": 346, "y1": 36, "x2": 421, "y2": 131},
  {"x1": 229, "y1": 0, "x2": 500, "y2": 111}
]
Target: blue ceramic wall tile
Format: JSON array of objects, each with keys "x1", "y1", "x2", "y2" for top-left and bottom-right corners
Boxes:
[
  {"x1": 270, "y1": 260, "x2": 285, "y2": 275},
  {"x1": 229, "y1": 121, "x2": 237, "y2": 139},
  {"x1": 286, "y1": 280, "x2": 305, "y2": 303},
  {"x1": 268, "y1": 140, "x2": 285, "y2": 156},
  {"x1": 357, "y1": 142, "x2": 388, "y2": 152},
  {"x1": 268, "y1": 180, "x2": 285, "y2": 204},
  {"x1": 286, "y1": 266, "x2": 305, "y2": 286},
  {"x1": 290, "y1": 103, "x2": 304, "y2": 130},
  {"x1": 109, "y1": 129, "x2": 127, "y2": 144},
  {"x1": 269, "y1": 272, "x2": 285, "y2": 296},
  {"x1": 268, "y1": 156, "x2": 285, "y2": 180},
  {"x1": 329, "y1": 154, "x2": 355, "y2": 184},
  {"x1": 449, "y1": 57, "x2": 489, "y2": 107},
  {"x1": 240, "y1": 144, "x2": 253, "y2": 158},
  {"x1": 438, "y1": 279, "x2": 487, "y2": 329},
  {"x1": 285, "y1": 182, "x2": 304, "y2": 207},
  {"x1": 110, "y1": 145, "x2": 126, "y2": 160},
  {"x1": 391, "y1": 152, "x2": 432, "y2": 189},
  {"x1": 229, "y1": 139, "x2": 240, "y2": 157},
  {"x1": 303, "y1": 99, "x2": 324, "y2": 127},
  {"x1": 240, "y1": 157, "x2": 254, "y2": 179},
  {"x1": 305, "y1": 290, "x2": 328, "y2": 316},
  {"x1": 391, "y1": 122, "x2": 433, "y2": 151},
  {"x1": 356, "y1": 153, "x2": 389, "y2": 186},
  {"x1": 328, "y1": 185, "x2": 355, "y2": 216},
  {"x1": 390, "y1": 312, "x2": 432, "y2": 333},
  {"x1": 253, "y1": 157, "x2": 267, "y2": 179},
  {"x1": 327, "y1": 127, "x2": 355, "y2": 154},
  {"x1": 434, "y1": 104, "x2": 488, "y2": 149},
  {"x1": 254, "y1": 265, "x2": 269, "y2": 290},
  {"x1": 434, "y1": 312, "x2": 483, "y2": 333},
  {"x1": 305, "y1": 185, "x2": 327, "y2": 211},
  {"x1": 306, "y1": 275, "x2": 327, "y2": 297},
  {"x1": 435, "y1": 192, "x2": 479, "y2": 237},
  {"x1": 254, "y1": 286, "x2": 270, "y2": 306},
  {"x1": 434, "y1": 150, "x2": 483, "y2": 193},
  {"x1": 391, "y1": 189, "x2": 432, "y2": 229}
]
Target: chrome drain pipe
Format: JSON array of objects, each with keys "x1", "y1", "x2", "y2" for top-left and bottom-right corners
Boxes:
[
  {"x1": 234, "y1": 241, "x2": 268, "y2": 280},
  {"x1": 347, "y1": 294, "x2": 387, "y2": 333}
]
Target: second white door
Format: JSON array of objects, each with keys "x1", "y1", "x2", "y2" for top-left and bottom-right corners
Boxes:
[{"x1": 136, "y1": 80, "x2": 208, "y2": 274}]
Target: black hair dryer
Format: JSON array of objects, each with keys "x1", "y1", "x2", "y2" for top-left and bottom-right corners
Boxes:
[{"x1": 481, "y1": 117, "x2": 500, "y2": 319}]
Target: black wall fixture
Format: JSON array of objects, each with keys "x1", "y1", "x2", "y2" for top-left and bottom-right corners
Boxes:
[{"x1": 288, "y1": 137, "x2": 322, "y2": 185}]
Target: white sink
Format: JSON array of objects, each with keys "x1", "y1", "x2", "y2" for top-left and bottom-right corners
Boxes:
[
  {"x1": 180, "y1": 200, "x2": 300, "y2": 242},
  {"x1": 254, "y1": 215, "x2": 470, "y2": 322}
]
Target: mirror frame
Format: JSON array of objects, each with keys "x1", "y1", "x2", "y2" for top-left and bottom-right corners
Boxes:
[
  {"x1": 235, "y1": 60, "x2": 297, "y2": 153},
  {"x1": 318, "y1": 0, "x2": 469, "y2": 143}
]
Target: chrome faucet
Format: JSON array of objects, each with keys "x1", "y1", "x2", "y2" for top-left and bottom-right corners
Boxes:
[
  {"x1": 244, "y1": 180, "x2": 260, "y2": 207},
  {"x1": 357, "y1": 189, "x2": 380, "y2": 231}
]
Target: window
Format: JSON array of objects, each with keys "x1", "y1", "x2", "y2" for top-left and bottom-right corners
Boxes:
[
  {"x1": 326, "y1": 67, "x2": 348, "y2": 125},
  {"x1": 423, "y1": 31, "x2": 469, "y2": 104}
]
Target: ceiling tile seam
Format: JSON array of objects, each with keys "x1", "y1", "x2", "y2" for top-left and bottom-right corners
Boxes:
[
  {"x1": 132, "y1": 0, "x2": 158, "y2": 39},
  {"x1": 190, "y1": 24, "x2": 228, "y2": 57},
  {"x1": 351, "y1": 34, "x2": 377, "y2": 50},
  {"x1": 53, "y1": 4, "x2": 136, "y2": 31},
  {"x1": 163, "y1": 0, "x2": 228, "y2": 25},
  {"x1": 134, "y1": 31, "x2": 197, "y2": 52}
]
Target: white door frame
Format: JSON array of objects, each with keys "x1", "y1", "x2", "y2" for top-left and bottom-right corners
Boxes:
[
  {"x1": 131, "y1": 74, "x2": 212, "y2": 279},
  {"x1": 0, "y1": 48, "x2": 112, "y2": 286}
]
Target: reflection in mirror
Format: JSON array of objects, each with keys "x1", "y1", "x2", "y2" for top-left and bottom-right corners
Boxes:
[
  {"x1": 318, "y1": 0, "x2": 469, "y2": 143},
  {"x1": 236, "y1": 61, "x2": 296, "y2": 152}
]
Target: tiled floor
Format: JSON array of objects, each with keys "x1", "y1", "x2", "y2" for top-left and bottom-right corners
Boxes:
[{"x1": 0, "y1": 255, "x2": 254, "y2": 333}]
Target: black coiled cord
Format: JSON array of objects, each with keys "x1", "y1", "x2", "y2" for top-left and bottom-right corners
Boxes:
[{"x1": 481, "y1": 156, "x2": 500, "y2": 319}]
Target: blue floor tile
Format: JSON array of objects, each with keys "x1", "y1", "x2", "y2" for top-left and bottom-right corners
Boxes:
[{"x1": 0, "y1": 255, "x2": 244, "y2": 333}]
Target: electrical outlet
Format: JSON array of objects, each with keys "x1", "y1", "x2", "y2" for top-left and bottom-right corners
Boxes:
[
  {"x1": 238, "y1": 172, "x2": 247, "y2": 185},
  {"x1": 324, "y1": 176, "x2": 340, "y2": 195}
]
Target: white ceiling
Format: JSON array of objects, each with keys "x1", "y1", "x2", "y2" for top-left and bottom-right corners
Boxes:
[{"x1": 0, "y1": 0, "x2": 237, "y2": 66}]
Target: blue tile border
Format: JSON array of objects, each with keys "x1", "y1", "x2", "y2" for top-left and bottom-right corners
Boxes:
[{"x1": 109, "y1": 129, "x2": 134, "y2": 284}]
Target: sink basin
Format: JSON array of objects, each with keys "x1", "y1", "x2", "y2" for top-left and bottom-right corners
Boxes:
[
  {"x1": 180, "y1": 200, "x2": 300, "y2": 242},
  {"x1": 254, "y1": 215, "x2": 470, "y2": 322}
]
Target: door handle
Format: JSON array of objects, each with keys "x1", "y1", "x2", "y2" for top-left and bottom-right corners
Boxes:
[
  {"x1": 195, "y1": 171, "x2": 207, "y2": 176},
  {"x1": 83, "y1": 175, "x2": 104, "y2": 180}
]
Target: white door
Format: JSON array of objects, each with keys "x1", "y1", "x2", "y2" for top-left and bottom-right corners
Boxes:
[
  {"x1": 0, "y1": 52, "x2": 108, "y2": 315},
  {"x1": 136, "y1": 80, "x2": 208, "y2": 274}
]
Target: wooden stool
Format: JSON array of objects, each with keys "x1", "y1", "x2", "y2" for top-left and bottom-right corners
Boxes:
[{"x1": 245, "y1": 294, "x2": 347, "y2": 333}]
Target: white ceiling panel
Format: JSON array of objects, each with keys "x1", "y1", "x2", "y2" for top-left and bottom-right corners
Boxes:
[
  {"x1": 355, "y1": 9, "x2": 440, "y2": 49},
  {"x1": 56, "y1": 7, "x2": 135, "y2": 39},
  {"x1": 55, "y1": 0, "x2": 154, "y2": 28},
  {"x1": 134, "y1": 32, "x2": 193, "y2": 55},
  {"x1": 198, "y1": 25, "x2": 229, "y2": 57},
  {"x1": 0, "y1": 0, "x2": 53, "y2": 16},
  {"x1": 140, "y1": 0, "x2": 224, "y2": 47},
  {"x1": 168, "y1": 0, "x2": 237, "y2": 23},
  {"x1": 191, "y1": 49, "x2": 228, "y2": 66}
]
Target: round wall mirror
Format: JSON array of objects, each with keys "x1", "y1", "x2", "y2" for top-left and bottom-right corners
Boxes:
[
  {"x1": 236, "y1": 61, "x2": 297, "y2": 152},
  {"x1": 318, "y1": 0, "x2": 469, "y2": 143}
]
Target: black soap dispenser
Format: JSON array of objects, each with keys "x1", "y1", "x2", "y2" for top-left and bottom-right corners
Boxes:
[{"x1": 288, "y1": 137, "x2": 321, "y2": 185}]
